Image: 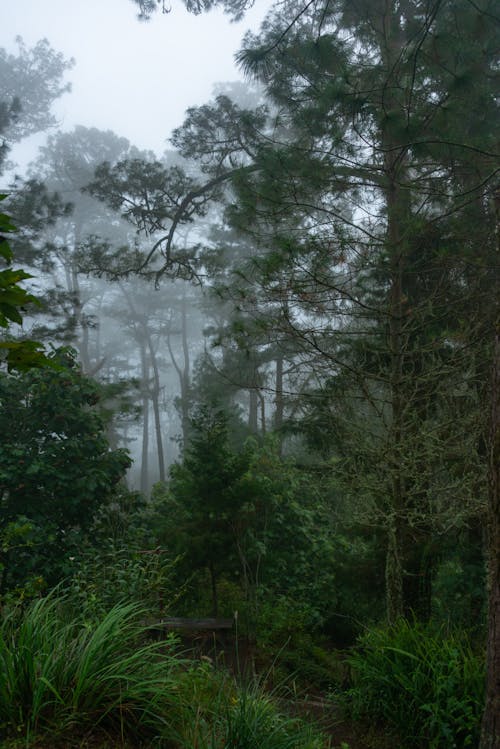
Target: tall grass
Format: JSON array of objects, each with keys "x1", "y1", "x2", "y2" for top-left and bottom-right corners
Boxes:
[
  {"x1": 220, "y1": 688, "x2": 324, "y2": 749},
  {"x1": 0, "y1": 593, "x2": 328, "y2": 748},
  {"x1": 174, "y1": 665, "x2": 325, "y2": 749},
  {"x1": 0, "y1": 594, "x2": 186, "y2": 744},
  {"x1": 346, "y1": 619, "x2": 485, "y2": 748}
]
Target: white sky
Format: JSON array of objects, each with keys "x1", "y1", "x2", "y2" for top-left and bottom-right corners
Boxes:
[{"x1": 1, "y1": 0, "x2": 268, "y2": 169}]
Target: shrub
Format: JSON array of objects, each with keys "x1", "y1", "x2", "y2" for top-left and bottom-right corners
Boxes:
[
  {"x1": 254, "y1": 596, "x2": 342, "y2": 689},
  {"x1": 67, "y1": 539, "x2": 179, "y2": 624},
  {"x1": 346, "y1": 619, "x2": 485, "y2": 748}
]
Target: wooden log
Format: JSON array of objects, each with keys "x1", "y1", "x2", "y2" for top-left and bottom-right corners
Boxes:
[{"x1": 153, "y1": 617, "x2": 234, "y2": 631}]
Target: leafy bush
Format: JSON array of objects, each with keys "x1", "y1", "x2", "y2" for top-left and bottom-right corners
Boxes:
[
  {"x1": 346, "y1": 619, "x2": 485, "y2": 748},
  {"x1": 0, "y1": 350, "x2": 131, "y2": 595},
  {"x1": 67, "y1": 538, "x2": 180, "y2": 624},
  {"x1": 219, "y1": 687, "x2": 324, "y2": 749},
  {"x1": 254, "y1": 595, "x2": 343, "y2": 689},
  {"x1": 432, "y1": 554, "x2": 486, "y2": 633}
]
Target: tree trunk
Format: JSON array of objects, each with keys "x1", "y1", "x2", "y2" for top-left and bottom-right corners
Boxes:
[
  {"x1": 382, "y1": 164, "x2": 408, "y2": 623},
  {"x1": 180, "y1": 291, "x2": 191, "y2": 443},
  {"x1": 480, "y1": 188, "x2": 500, "y2": 748},
  {"x1": 209, "y1": 561, "x2": 218, "y2": 617},
  {"x1": 149, "y1": 339, "x2": 166, "y2": 483},
  {"x1": 119, "y1": 282, "x2": 166, "y2": 484},
  {"x1": 274, "y1": 354, "x2": 284, "y2": 432},
  {"x1": 166, "y1": 292, "x2": 191, "y2": 446},
  {"x1": 259, "y1": 391, "x2": 266, "y2": 435},
  {"x1": 248, "y1": 388, "x2": 258, "y2": 433},
  {"x1": 481, "y1": 329, "x2": 500, "y2": 749},
  {"x1": 140, "y1": 342, "x2": 150, "y2": 495},
  {"x1": 385, "y1": 520, "x2": 404, "y2": 625},
  {"x1": 381, "y1": 0, "x2": 410, "y2": 624}
]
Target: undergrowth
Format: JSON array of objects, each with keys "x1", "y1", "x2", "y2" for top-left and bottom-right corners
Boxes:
[
  {"x1": 345, "y1": 618, "x2": 484, "y2": 748},
  {"x1": 0, "y1": 593, "x2": 327, "y2": 748}
]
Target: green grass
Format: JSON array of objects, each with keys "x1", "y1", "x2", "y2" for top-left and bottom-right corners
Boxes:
[
  {"x1": 0, "y1": 593, "x2": 328, "y2": 748},
  {"x1": 0, "y1": 594, "x2": 184, "y2": 744},
  {"x1": 345, "y1": 619, "x2": 485, "y2": 748}
]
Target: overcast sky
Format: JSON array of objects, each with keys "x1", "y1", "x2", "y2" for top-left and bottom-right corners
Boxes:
[{"x1": 1, "y1": 0, "x2": 268, "y2": 170}]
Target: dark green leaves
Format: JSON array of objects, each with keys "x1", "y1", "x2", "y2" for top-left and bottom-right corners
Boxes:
[
  {"x1": 0, "y1": 195, "x2": 53, "y2": 371},
  {"x1": 0, "y1": 350, "x2": 131, "y2": 590}
]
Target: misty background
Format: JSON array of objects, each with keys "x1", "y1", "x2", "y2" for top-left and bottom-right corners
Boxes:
[{"x1": 1, "y1": 0, "x2": 272, "y2": 491}]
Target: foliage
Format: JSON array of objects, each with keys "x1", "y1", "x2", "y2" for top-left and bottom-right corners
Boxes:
[
  {"x1": 0, "y1": 37, "x2": 73, "y2": 145},
  {"x1": 166, "y1": 0, "x2": 497, "y2": 630},
  {"x1": 346, "y1": 619, "x2": 485, "y2": 748},
  {"x1": 65, "y1": 491, "x2": 181, "y2": 623},
  {"x1": 431, "y1": 534, "x2": 486, "y2": 633},
  {"x1": 170, "y1": 661, "x2": 326, "y2": 749},
  {"x1": 0, "y1": 349, "x2": 131, "y2": 594},
  {"x1": 0, "y1": 196, "x2": 51, "y2": 371},
  {"x1": 212, "y1": 685, "x2": 324, "y2": 749},
  {"x1": 0, "y1": 594, "x2": 185, "y2": 745},
  {"x1": 154, "y1": 409, "x2": 337, "y2": 625},
  {"x1": 131, "y1": 0, "x2": 253, "y2": 22},
  {"x1": 0, "y1": 592, "x2": 327, "y2": 748},
  {"x1": 254, "y1": 595, "x2": 344, "y2": 689}
]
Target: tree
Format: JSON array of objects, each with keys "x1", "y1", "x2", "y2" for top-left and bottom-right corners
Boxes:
[
  {"x1": 110, "y1": 2, "x2": 498, "y2": 738},
  {"x1": 166, "y1": 407, "x2": 248, "y2": 615},
  {"x1": 481, "y1": 187, "x2": 500, "y2": 748},
  {"x1": 17, "y1": 127, "x2": 134, "y2": 370},
  {"x1": 0, "y1": 37, "x2": 74, "y2": 370},
  {"x1": 156, "y1": 405, "x2": 336, "y2": 622},
  {"x1": 0, "y1": 349, "x2": 131, "y2": 594},
  {"x1": 0, "y1": 37, "x2": 73, "y2": 166},
  {"x1": 172, "y1": 0, "x2": 497, "y2": 623}
]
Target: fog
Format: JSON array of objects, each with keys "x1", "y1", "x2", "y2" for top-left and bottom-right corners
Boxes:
[
  {"x1": 1, "y1": 0, "x2": 275, "y2": 490},
  {"x1": 1, "y1": 0, "x2": 268, "y2": 167}
]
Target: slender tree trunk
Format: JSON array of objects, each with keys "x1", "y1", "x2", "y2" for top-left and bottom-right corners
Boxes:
[
  {"x1": 385, "y1": 519, "x2": 404, "y2": 625},
  {"x1": 259, "y1": 392, "x2": 266, "y2": 435},
  {"x1": 67, "y1": 219, "x2": 92, "y2": 373},
  {"x1": 148, "y1": 336, "x2": 166, "y2": 483},
  {"x1": 274, "y1": 354, "x2": 284, "y2": 429},
  {"x1": 480, "y1": 189, "x2": 500, "y2": 749},
  {"x1": 209, "y1": 561, "x2": 218, "y2": 617},
  {"x1": 385, "y1": 233, "x2": 406, "y2": 624},
  {"x1": 70, "y1": 264, "x2": 91, "y2": 373},
  {"x1": 140, "y1": 342, "x2": 150, "y2": 495},
  {"x1": 180, "y1": 291, "x2": 191, "y2": 442},
  {"x1": 381, "y1": 0, "x2": 409, "y2": 624},
  {"x1": 248, "y1": 388, "x2": 258, "y2": 433},
  {"x1": 481, "y1": 328, "x2": 500, "y2": 749},
  {"x1": 166, "y1": 292, "x2": 191, "y2": 446},
  {"x1": 119, "y1": 282, "x2": 166, "y2": 483}
]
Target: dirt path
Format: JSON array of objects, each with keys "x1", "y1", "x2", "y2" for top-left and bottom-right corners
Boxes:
[{"x1": 288, "y1": 697, "x2": 395, "y2": 749}]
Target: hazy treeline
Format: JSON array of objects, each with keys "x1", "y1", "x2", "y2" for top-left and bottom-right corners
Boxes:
[{"x1": 0, "y1": 0, "x2": 499, "y2": 745}]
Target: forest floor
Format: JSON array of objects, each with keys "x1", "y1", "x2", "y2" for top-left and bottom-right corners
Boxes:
[
  {"x1": 3, "y1": 695, "x2": 399, "y2": 749},
  {"x1": 4, "y1": 639, "x2": 398, "y2": 749},
  {"x1": 4, "y1": 721, "x2": 396, "y2": 749},
  {"x1": 286, "y1": 695, "x2": 397, "y2": 749}
]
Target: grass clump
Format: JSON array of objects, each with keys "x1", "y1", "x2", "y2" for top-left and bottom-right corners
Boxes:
[
  {"x1": 224, "y1": 688, "x2": 323, "y2": 749},
  {"x1": 0, "y1": 593, "x2": 328, "y2": 748},
  {"x1": 0, "y1": 593, "x2": 185, "y2": 745},
  {"x1": 176, "y1": 668, "x2": 325, "y2": 749},
  {"x1": 345, "y1": 618, "x2": 484, "y2": 748}
]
